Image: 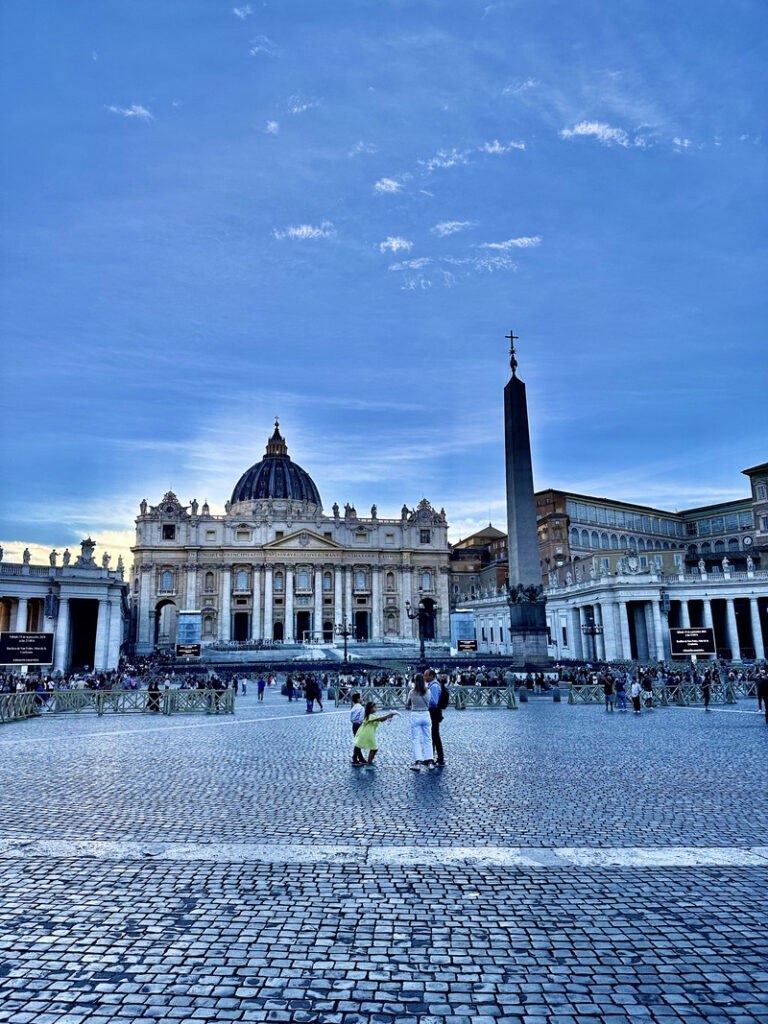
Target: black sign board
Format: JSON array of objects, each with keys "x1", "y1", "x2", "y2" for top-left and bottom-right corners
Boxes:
[
  {"x1": 457, "y1": 638, "x2": 478, "y2": 652},
  {"x1": 0, "y1": 632, "x2": 55, "y2": 665},
  {"x1": 669, "y1": 627, "x2": 716, "y2": 657},
  {"x1": 175, "y1": 643, "x2": 201, "y2": 658}
]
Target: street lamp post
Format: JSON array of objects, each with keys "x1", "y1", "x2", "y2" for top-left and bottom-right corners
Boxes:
[
  {"x1": 405, "y1": 594, "x2": 428, "y2": 668},
  {"x1": 581, "y1": 613, "x2": 603, "y2": 662},
  {"x1": 334, "y1": 620, "x2": 354, "y2": 664}
]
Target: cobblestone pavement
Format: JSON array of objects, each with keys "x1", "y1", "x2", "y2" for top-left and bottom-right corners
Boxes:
[{"x1": 0, "y1": 689, "x2": 766, "y2": 1023}]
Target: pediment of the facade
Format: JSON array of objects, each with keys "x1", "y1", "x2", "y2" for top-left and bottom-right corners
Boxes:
[{"x1": 262, "y1": 529, "x2": 345, "y2": 551}]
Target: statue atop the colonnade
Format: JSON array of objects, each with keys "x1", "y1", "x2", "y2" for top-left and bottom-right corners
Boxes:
[
  {"x1": 49, "y1": 549, "x2": 58, "y2": 566},
  {"x1": 62, "y1": 548, "x2": 71, "y2": 566},
  {"x1": 23, "y1": 548, "x2": 31, "y2": 564},
  {"x1": 75, "y1": 537, "x2": 96, "y2": 568}
]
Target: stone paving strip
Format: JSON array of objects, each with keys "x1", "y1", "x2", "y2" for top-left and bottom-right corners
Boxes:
[{"x1": 0, "y1": 839, "x2": 767, "y2": 867}]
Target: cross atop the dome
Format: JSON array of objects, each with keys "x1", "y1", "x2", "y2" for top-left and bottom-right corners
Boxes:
[
  {"x1": 505, "y1": 328, "x2": 519, "y2": 377},
  {"x1": 266, "y1": 419, "x2": 288, "y2": 457}
]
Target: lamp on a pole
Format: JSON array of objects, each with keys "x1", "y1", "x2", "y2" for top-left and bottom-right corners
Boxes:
[
  {"x1": 581, "y1": 613, "x2": 603, "y2": 662},
  {"x1": 405, "y1": 593, "x2": 428, "y2": 668},
  {"x1": 334, "y1": 620, "x2": 353, "y2": 664}
]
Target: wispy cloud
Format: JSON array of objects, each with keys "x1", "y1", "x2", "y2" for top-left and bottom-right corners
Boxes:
[
  {"x1": 672, "y1": 136, "x2": 693, "y2": 149},
  {"x1": 389, "y1": 257, "x2": 432, "y2": 271},
  {"x1": 480, "y1": 139, "x2": 526, "y2": 154},
  {"x1": 233, "y1": 4, "x2": 253, "y2": 18},
  {"x1": 287, "y1": 94, "x2": 318, "y2": 114},
  {"x1": 373, "y1": 177, "x2": 402, "y2": 194},
  {"x1": 272, "y1": 221, "x2": 336, "y2": 240},
  {"x1": 349, "y1": 141, "x2": 377, "y2": 157},
  {"x1": 379, "y1": 236, "x2": 413, "y2": 254},
  {"x1": 478, "y1": 235, "x2": 541, "y2": 250},
  {"x1": 422, "y1": 147, "x2": 470, "y2": 171},
  {"x1": 250, "y1": 35, "x2": 278, "y2": 57},
  {"x1": 503, "y1": 77, "x2": 539, "y2": 96},
  {"x1": 105, "y1": 104, "x2": 153, "y2": 122},
  {"x1": 560, "y1": 120, "x2": 633, "y2": 147},
  {"x1": 431, "y1": 221, "x2": 474, "y2": 237},
  {"x1": 265, "y1": 120, "x2": 280, "y2": 134}
]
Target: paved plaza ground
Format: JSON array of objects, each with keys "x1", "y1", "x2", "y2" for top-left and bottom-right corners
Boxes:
[{"x1": 0, "y1": 687, "x2": 766, "y2": 1024}]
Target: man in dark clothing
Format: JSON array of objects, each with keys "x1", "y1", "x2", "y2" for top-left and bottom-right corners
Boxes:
[{"x1": 425, "y1": 667, "x2": 446, "y2": 766}]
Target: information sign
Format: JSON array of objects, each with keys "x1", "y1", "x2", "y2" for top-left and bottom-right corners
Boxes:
[
  {"x1": 457, "y1": 638, "x2": 478, "y2": 652},
  {"x1": 451, "y1": 611, "x2": 477, "y2": 652},
  {"x1": 0, "y1": 632, "x2": 55, "y2": 665},
  {"x1": 175, "y1": 643, "x2": 202, "y2": 658},
  {"x1": 669, "y1": 627, "x2": 716, "y2": 657}
]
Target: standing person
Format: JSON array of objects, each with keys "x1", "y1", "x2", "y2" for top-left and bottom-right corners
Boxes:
[
  {"x1": 603, "y1": 675, "x2": 615, "y2": 713},
  {"x1": 257, "y1": 675, "x2": 266, "y2": 701},
  {"x1": 701, "y1": 672, "x2": 712, "y2": 711},
  {"x1": 305, "y1": 675, "x2": 319, "y2": 713},
  {"x1": 285, "y1": 675, "x2": 295, "y2": 702},
  {"x1": 425, "y1": 668, "x2": 446, "y2": 766},
  {"x1": 630, "y1": 678, "x2": 642, "y2": 715},
  {"x1": 407, "y1": 673, "x2": 433, "y2": 772},
  {"x1": 641, "y1": 674, "x2": 654, "y2": 710},
  {"x1": 756, "y1": 669, "x2": 768, "y2": 724},
  {"x1": 353, "y1": 701, "x2": 398, "y2": 769},
  {"x1": 349, "y1": 693, "x2": 367, "y2": 765},
  {"x1": 241, "y1": 676, "x2": 247, "y2": 697},
  {"x1": 615, "y1": 676, "x2": 627, "y2": 712}
]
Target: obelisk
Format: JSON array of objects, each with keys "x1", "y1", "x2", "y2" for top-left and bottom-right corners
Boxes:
[{"x1": 503, "y1": 330, "x2": 550, "y2": 667}]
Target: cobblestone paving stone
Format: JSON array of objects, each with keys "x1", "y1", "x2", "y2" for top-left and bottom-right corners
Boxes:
[{"x1": 0, "y1": 690, "x2": 766, "y2": 1023}]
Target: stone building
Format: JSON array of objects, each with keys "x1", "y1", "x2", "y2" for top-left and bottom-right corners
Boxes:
[
  {"x1": 0, "y1": 539, "x2": 129, "y2": 673},
  {"x1": 130, "y1": 422, "x2": 451, "y2": 653}
]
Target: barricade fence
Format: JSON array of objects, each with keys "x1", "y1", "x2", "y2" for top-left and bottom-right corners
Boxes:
[
  {"x1": 335, "y1": 684, "x2": 517, "y2": 711},
  {"x1": 568, "y1": 682, "x2": 737, "y2": 706},
  {"x1": 0, "y1": 688, "x2": 235, "y2": 722}
]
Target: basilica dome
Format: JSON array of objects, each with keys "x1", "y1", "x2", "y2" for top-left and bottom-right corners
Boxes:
[{"x1": 230, "y1": 422, "x2": 322, "y2": 508}]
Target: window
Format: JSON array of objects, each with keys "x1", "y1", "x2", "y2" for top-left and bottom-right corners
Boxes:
[
  {"x1": 204, "y1": 572, "x2": 215, "y2": 592},
  {"x1": 324, "y1": 532, "x2": 333, "y2": 540},
  {"x1": 499, "y1": 626, "x2": 504, "y2": 643},
  {"x1": 762, "y1": 516, "x2": 768, "y2": 531},
  {"x1": 674, "y1": 554, "x2": 683, "y2": 569},
  {"x1": 206, "y1": 529, "x2": 216, "y2": 540},
  {"x1": 236, "y1": 529, "x2": 250, "y2": 541},
  {"x1": 600, "y1": 532, "x2": 609, "y2": 547},
  {"x1": 385, "y1": 533, "x2": 395, "y2": 545},
  {"x1": 298, "y1": 569, "x2": 310, "y2": 591},
  {"x1": 275, "y1": 531, "x2": 284, "y2": 540},
  {"x1": 570, "y1": 528, "x2": 579, "y2": 547},
  {"x1": 711, "y1": 517, "x2": 724, "y2": 534},
  {"x1": 235, "y1": 570, "x2": 248, "y2": 591},
  {"x1": 386, "y1": 571, "x2": 395, "y2": 591},
  {"x1": 420, "y1": 529, "x2": 431, "y2": 544},
  {"x1": 133, "y1": 578, "x2": 138, "y2": 593},
  {"x1": 490, "y1": 626, "x2": 494, "y2": 642},
  {"x1": 355, "y1": 570, "x2": 367, "y2": 590},
  {"x1": 274, "y1": 572, "x2": 284, "y2": 592},
  {"x1": 481, "y1": 626, "x2": 486, "y2": 641},
  {"x1": 581, "y1": 530, "x2": 590, "y2": 547},
  {"x1": 654, "y1": 555, "x2": 663, "y2": 569},
  {"x1": 203, "y1": 615, "x2": 214, "y2": 638},
  {"x1": 714, "y1": 540, "x2": 725, "y2": 553},
  {"x1": 728, "y1": 538, "x2": 739, "y2": 552},
  {"x1": 638, "y1": 538, "x2": 646, "y2": 551},
  {"x1": 160, "y1": 570, "x2": 173, "y2": 591},
  {"x1": 562, "y1": 624, "x2": 568, "y2": 646},
  {"x1": 590, "y1": 531, "x2": 599, "y2": 548},
  {"x1": 739, "y1": 511, "x2": 754, "y2": 528},
  {"x1": 421, "y1": 571, "x2": 431, "y2": 591},
  {"x1": 162, "y1": 524, "x2": 176, "y2": 540},
  {"x1": 355, "y1": 531, "x2": 367, "y2": 543},
  {"x1": 323, "y1": 572, "x2": 333, "y2": 592},
  {"x1": 639, "y1": 556, "x2": 648, "y2": 568},
  {"x1": 757, "y1": 484, "x2": 767, "y2": 500}
]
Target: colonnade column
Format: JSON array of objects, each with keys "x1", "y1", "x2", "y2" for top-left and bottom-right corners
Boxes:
[
  {"x1": 680, "y1": 600, "x2": 691, "y2": 627},
  {"x1": 284, "y1": 566, "x2": 295, "y2": 643},
  {"x1": 15, "y1": 597, "x2": 28, "y2": 633},
  {"x1": 138, "y1": 567, "x2": 152, "y2": 648},
  {"x1": 617, "y1": 600, "x2": 632, "y2": 660},
  {"x1": 437, "y1": 568, "x2": 450, "y2": 640},
  {"x1": 651, "y1": 599, "x2": 666, "y2": 662},
  {"x1": 570, "y1": 607, "x2": 583, "y2": 659},
  {"x1": 400, "y1": 565, "x2": 413, "y2": 639},
  {"x1": 594, "y1": 604, "x2": 606, "y2": 660},
  {"x1": 750, "y1": 599, "x2": 765, "y2": 660},
  {"x1": 251, "y1": 566, "x2": 262, "y2": 641},
  {"x1": 314, "y1": 567, "x2": 323, "y2": 642},
  {"x1": 371, "y1": 567, "x2": 382, "y2": 640},
  {"x1": 107, "y1": 597, "x2": 122, "y2": 668},
  {"x1": 219, "y1": 567, "x2": 232, "y2": 642},
  {"x1": 334, "y1": 567, "x2": 343, "y2": 631},
  {"x1": 725, "y1": 599, "x2": 741, "y2": 661},
  {"x1": 53, "y1": 597, "x2": 70, "y2": 674},
  {"x1": 263, "y1": 567, "x2": 273, "y2": 640},
  {"x1": 344, "y1": 567, "x2": 353, "y2": 627},
  {"x1": 93, "y1": 599, "x2": 109, "y2": 671},
  {"x1": 702, "y1": 598, "x2": 714, "y2": 630},
  {"x1": 600, "y1": 601, "x2": 617, "y2": 661},
  {"x1": 185, "y1": 565, "x2": 197, "y2": 609}
]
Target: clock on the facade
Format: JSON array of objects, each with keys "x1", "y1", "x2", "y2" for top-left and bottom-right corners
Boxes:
[{"x1": 744, "y1": 536, "x2": 753, "y2": 547}]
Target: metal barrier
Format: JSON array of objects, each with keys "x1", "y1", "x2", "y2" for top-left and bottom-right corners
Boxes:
[
  {"x1": 1, "y1": 688, "x2": 235, "y2": 722},
  {"x1": 0, "y1": 691, "x2": 41, "y2": 724},
  {"x1": 568, "y1": 681, "x2": 737, "y2": 706},
  {"x1": 334, "y1": 684, "x2": 517, "y2": 711}
]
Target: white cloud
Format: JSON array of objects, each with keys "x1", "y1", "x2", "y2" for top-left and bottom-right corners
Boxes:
[
  {"x1": 272, "y1": 220, "x2": 336, "y2": 240},
  {"x1": 379, "y1": 236, "x2": 413, "y2": 254},
  {"x1": 349, "y1": 141, "x2": 378, "y2": 157},
  {"x1": 503, "y1": 77, "x2": 539, "y2": 95},
  {"x1": 389, "y1": 257, "x2": 432, "y2": 271},
  {"x1": 444, "y1": 253, "x2": 517, "y2": 273},
  {"x1": 105, "y1": 104, "x2": 153, "y2": 122},
  {"x1": 250, "y1": 35, "x2": 278, "y2": 57},
  {"x1": 480, "y1": 139, "x2": 526, "y2": 154},
  {"x1": 373, "y1": 177, "x2": 402, "y2": 194},
  {"x1": 559, "y1": 121, "x2": 630, "y2": 146},
  {"x1": 478, "y1": 235, "x2": 541, "y2": 250},
  {"x1": 673, "y1": 136, "x2": 692, "y2": 149},
  {"x1": 423, "y1": 147, "x2": 470, "y2": 171},
  {"x1": 233, "y1": 4, "x2": 253, "y2": 18},
  {"x1": 265, "y1": 120, "x2": 280, "y2": 134},
  {"x1": 287, "y1": 94, "x2": 318, "y2": 114},
  {"x1": 431, "y1": 221, "x2": 474, "y2": 237}
]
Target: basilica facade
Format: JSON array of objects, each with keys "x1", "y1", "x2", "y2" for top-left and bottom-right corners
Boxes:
[{"x1": 130, "y1": 423, "x2": 451, "y2": 653}]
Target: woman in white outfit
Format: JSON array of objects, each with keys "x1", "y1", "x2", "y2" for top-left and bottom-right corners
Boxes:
[{"x1": 407, "y1": 673, "x2": 434, "y2": 772}]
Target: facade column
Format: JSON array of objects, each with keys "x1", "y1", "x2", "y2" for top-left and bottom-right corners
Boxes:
[
  {"x1": 284, "y1": 566, "x2": 295, "y2": 643},
  {"x1": 571, "y1": 607, "x2": 583, "y2": 659},
  {"x1": 138, "y1": 567, "x2": 152, "y2": 649},
  {"x1": 314, "y1": 567, "x2": 323, "y2": 642},
  {"x1": 334, "y1": 567, "x2": 343, "y2": 630},
  {"x1": 594, "y1": 604, "x2": 606, "y2": 660},
  {"x1": 680, "y1": 600, "x2": 691, "y2": 627},
  {"x1": 400, "y1": 565, "x2": 413, "y2": 639},
  {"x1": 53, "y1": 597, "x2": 70, "y2": 674},
  {"x1": 371, "y1": 567, "x2": 382, "y2": 640},
  {"x1": 437, "y1": 568, "x2": 450, "y2": 640},
  {"x1": 185, "y1": 565, "x2": 197, "y2": 609},
  {"x1": 617, "y1": 600, "x2": 632, "y2": 660},
  {"x1": 725, "y1": 598, "x2": 741, "y2": 661},
  {"x1": 106, "y1": 597, "x2": 122, "y2": 668},
  {"x1": 263, "y1": 566, "x2": 273, "y2": 640},
  {"x1": 651, "y1": 599, "x2": 666, "y2": 662},
  {"x1": 600, "y1": 601, "x2": 617, "y2": 661},
  {"x1": 702, "y1": 598, "x2": 714, "y2": 629},
  {"x1": 344, "y1": 567, "x2": 353, "y2": 628},
  {"x1": 251, "y1": 566, "x2": 262, "y2": 641},
  {"x1": 750, "y1": 598, "x2": 765, "y2": 660},
  {"x1": 219, "y1": 567, "x2": 232, "y2": 642},
  {"x1": 15, "y1": 597, "x2": 28, "y2": 632},
  {"x1": 93, "y1": 599, "x2": 109, "y2": 671}
]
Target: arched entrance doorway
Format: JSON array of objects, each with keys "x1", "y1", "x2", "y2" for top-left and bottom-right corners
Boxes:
[
  {"x1": 273, "y1": 621, "x2": 284, "y2": 642},
  {"x1": 154, "y1": 600, "x2": 178, "y2": 648}
]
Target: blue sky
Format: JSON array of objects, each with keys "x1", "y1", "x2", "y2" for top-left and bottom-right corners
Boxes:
[{"x1": 1, "y1": 0, "x2": 766, "y2": 566}]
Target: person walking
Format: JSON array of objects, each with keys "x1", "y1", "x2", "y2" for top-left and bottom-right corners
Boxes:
[
  {"x1": 425, "y1": 668, "x2": 447, "y2": 766},
  {"x1": 285, "y1": 675, "x2": 295, "y2": 702},
  {"x1": 630, "y1": 679, "x2": 642, "y2": 715},
  {"x1": 353, "y1": 701, "x2": 398, "y2": 769},
  {"x1": 757, "y1": 669, "x2": 768, "y2": 724},
  {"x1": 257, "y1": 675, "x2": 267, "y2": 702},
  {"x1": 407, "y1": 672, "x2": 433, "y2": 772},
  {"x1": 615, "y1": 676, "x2": 627, "y2": 712},
  {"x1": 701, "y1": 672, "x2": 712, "y2": 711},
  {"x1": 603, "y1": 675, "x2": 615, "y2": 713},
  {"x1": 349, "y1": 692, "x2": 367, "y2": 765}
]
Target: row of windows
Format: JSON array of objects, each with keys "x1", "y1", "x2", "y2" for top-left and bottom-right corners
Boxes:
[
  {"x1": 688, "y1": 511, "x2": 753, "y2": 536},
  {"x1": 689, "y1": 539, "x2": 745, "y2": 555},
  {"x1": 160, "y1": 526, "x2": 434, "y2": 545},
  {"x1": 566, "y1": 501, "x2": 685, "y2": 537},
  {"x1": 570, "y1": 529, "x2": 677, "y2": 552},
  {"x1": 159, "y1": 569, "x2": 434, "y2": 593}
]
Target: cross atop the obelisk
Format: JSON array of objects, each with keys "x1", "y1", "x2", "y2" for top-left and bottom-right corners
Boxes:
[{"x1": 505, "y1": 328, "x2": 519, "y2": 377}]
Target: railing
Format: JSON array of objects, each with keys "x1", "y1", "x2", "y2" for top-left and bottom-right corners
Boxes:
[
  {"x1": 0, "y1": 691, "x2": 41, "y2": 724},
  {"x1": 334, "y1": 684, "x2": 517, "y2": 711},
  {"x1": 0, "y1": 688, "x2": 235, "y2": 722},
  {"x1": 568, "y1": 682, "x2": 737, "y2": 706},
  {"x1": 732, "y1": 678, "x2": 757, "y2": 698}
]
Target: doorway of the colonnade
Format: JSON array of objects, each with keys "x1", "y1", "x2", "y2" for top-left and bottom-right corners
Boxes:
[
  {"x1": 296, "y1": 610, "x2": 312, "y2": 642},
  {"x1": 68, "y1": 599, "x2": 98, "y2": 671},
  {"x1": 233, "y1": 612, "x2": 249, "y2": 642},
  {"x1": 354, "y1": 610, "x2": 370, "y2": 641}
]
